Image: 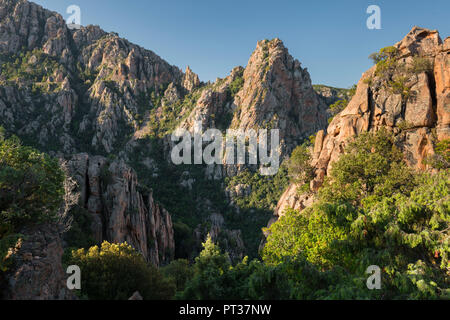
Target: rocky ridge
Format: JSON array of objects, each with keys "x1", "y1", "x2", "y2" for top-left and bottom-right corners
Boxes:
[
  {"x1": 62, "y1": 153, "x2": 175, "y2": 267},
  {"x1": 274, "y1": 27, "x2": 449, "y2": 221},
  {"x1": 2, "y1": 224, "x2": 76, "y2": 300}
]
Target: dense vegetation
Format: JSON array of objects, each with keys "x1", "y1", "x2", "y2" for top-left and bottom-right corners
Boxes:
[
  {"x1": 67, "y1": 241, "x2": 175, "y2": 300},
  {"x1": 0, "y1": 128, "x2": 64, "y2": 276},
  {"x1": 157, "y1": 129, "x2": 449, "y2": 300}
]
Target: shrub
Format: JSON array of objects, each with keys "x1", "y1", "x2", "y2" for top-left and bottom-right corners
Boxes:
[
  {"x1": 162, "y1": 259, "x2": 193, "y2": 292},
  {"x1": 262, "y1": 130, "x2": 449, "y2": 299},
  {"x1": 68, "y1": 241, "x2": 175, "y2": 300},
  {"x1": 426, "y1": 139, "x2": 450, "y2": 169},
  {"x1": 329, "y1": 99, "x2": 348, "y2": 117},
  {"x1": 287, "y1": 144, "x2": 314, "y2": 185},
  {"x1": 363, "y1": 77, "x2": 373, "y2": 86},
  {"x1": 348, "y1": 84, "x2": 357, "y2": 98},
  {"x1": 0, "y1": 132, "x2": 64, "y2": 228},
  {"x1": 0, "y1": 131, "x2": 64, "y2": 279},
  {"x1": 179, "y1": 235, "x2": 231, "y2": 299},
  {"x1": 370, "y1": 46, "x2": 399, "y2": 80},
  {"x1": 389, "y1": 76, "x2": 411, "y2": 98},
  {"x1": 229, "y1": 75, "x2": 244, "y2": 98}
]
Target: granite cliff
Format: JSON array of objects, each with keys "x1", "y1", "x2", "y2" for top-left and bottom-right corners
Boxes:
[{"x1": 274, "y1": 27, "x2": 449, "y2": 223}]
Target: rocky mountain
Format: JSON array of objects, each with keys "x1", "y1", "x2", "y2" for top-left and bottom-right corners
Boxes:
[
  {"x1": 178, "y1": 38, "x2": 328, "y2": 158},
  {"x1": 273, "y1": 27, "x2": 449, "y2": 223},
  {"x1": 0, "y1": 0, "x2": 329, "y2": 277},
  {"x1": 3, "y1": 0, "x2": 447, "y2": 301},
  {"x1": 1, "y1": 224, "x2": 76, "y2": 300}
]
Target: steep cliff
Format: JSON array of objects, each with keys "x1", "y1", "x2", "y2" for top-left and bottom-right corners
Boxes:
[
  {"x1": 0, "y1": 0, "x2": 185, "y2": 155},
  {"x1": 274, "y1": 27, "x2": 449, "y2": 220},
  {"x1": 177, "y1": 38, "x2": 328, "y2": 158}
]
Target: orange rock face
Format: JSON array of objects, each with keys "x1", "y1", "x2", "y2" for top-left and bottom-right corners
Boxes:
[
  {"x1": 434, "y1": 37, "x2": 450, "y2": 140},
  {"x1": 274, "y1": 27, "x2": 449, "y2": 218}
]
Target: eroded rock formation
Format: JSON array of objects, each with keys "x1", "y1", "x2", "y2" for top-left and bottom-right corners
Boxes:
[
  {"x1": 62, "y1": 153, "x2": 175, "y2": 267},
  {"x1": 274, "y1": 27, "x2": 449, "y2": 220},
  {"x1": 2, "y1": 224, "x2": 75, "y2": 300}
]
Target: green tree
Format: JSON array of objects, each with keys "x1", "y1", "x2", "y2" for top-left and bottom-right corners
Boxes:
[
  {"x1": 180, "y1": 235, "x2": 231, "y2": 299},
  {"x1": 263, "y1": 130, "x2": 449, "y2": 299},
  {"x1": 69, "y1": 241, "x2": 175, "y2": 300},
  {"x1": 287, "y1": 144, "x2": 314, "y2": 186},
  {"x1": 162, "y1": 259, "x2": 193, "y2": 292}
]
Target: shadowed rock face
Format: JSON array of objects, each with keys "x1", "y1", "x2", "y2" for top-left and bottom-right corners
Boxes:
[
  {"x1": 62, "y1": 153, "x2": 175, "y2": 267},
  {"x1": 175, "y1": 39, "x2": 328, "y2": 180},
  {"x1": 0, "y1": 0, "x2": 187, "y2": 155},
  {"x1": 274, "y1": 27, "x2": 449, "y2": 219},
  {"x1": 0, "y1": 0, "x2": 331, "y2": 298},
  {"x1": 2, "y1": 224, "x2": 76, "y2": 300}
]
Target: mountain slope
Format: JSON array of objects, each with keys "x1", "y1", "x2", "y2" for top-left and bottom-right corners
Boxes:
[{"x1": 274, "y1": 27, "x2": 449, "y2": 220}]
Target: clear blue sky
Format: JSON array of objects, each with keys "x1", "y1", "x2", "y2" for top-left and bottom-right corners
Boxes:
[{"x1": 33, "y1": 0, "x2": 450, "y2": 88}]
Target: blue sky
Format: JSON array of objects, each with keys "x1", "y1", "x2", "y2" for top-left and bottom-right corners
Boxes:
[{"x1": 33, "y1": 0, "x2": 450, "y2": 88}]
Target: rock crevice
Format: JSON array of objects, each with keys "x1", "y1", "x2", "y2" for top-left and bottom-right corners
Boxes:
[{"x1": 62, "y1": 153, "x2": 175, "y2": 267}]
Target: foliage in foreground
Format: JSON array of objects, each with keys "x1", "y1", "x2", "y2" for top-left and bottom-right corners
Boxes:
[
  {"x1": 68, "y1": 241, "x2": 175, "y2": 300},
  {"x1": 263, "y1": 129, "x2": 449, "y2": 299},
  {"x1": 63, "y1": 130, "x2": 448, "y2": 300},
  {"x1": 0, "y1": 129, "x2": 64, "y2": 273}
]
